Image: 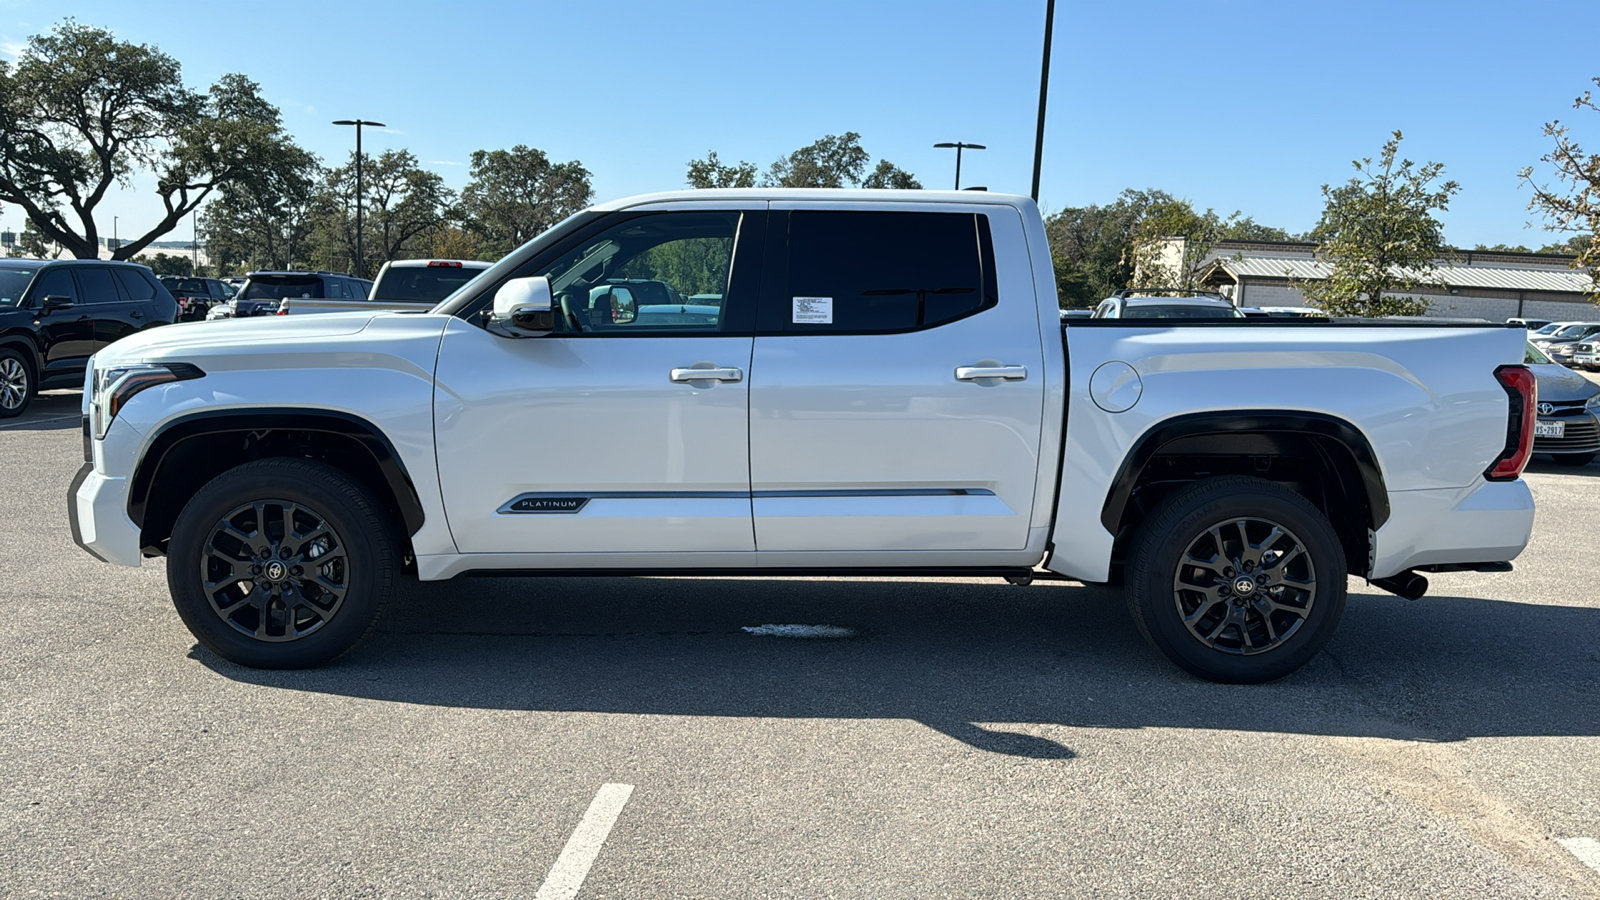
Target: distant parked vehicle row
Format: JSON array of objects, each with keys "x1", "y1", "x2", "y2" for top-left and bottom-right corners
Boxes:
[
  {"x1": 276, "y1": 259, "x2": 490, "y2": 315},
  {"x1": 1530, "y1": 321, "x2": 1600, "y2": 367},
  {"x1": 159, "y1": 276, "x2": 235, "y2": 322},
  {"x1": 1525, "y1": 341, "x2": 1600, "y2": 466},
  {"x1": 207, "y1": 271, "x2": 374, "y2": 320},
  {"x1": 0, "y1": 259, "x2": 177, "y2": 417}
]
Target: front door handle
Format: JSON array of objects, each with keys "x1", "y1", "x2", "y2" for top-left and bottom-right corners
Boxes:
[
  {"x1": 671, "y1": 365, "x2": 744, "y2": 383},
  {"x1": 130, "y1": 310, "x2": 144, "y2": 319},
  {"x1": 955, "y1": 364, "x2": 1028, "y2": 382}
]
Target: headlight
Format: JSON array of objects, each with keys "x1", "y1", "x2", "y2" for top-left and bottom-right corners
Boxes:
[
  {"x1": 1587, "y1": 393, "x2": 1600, "y2": 410},
  {"x1": 90, "y1": 363, "x2": 204, "y2": 439}
]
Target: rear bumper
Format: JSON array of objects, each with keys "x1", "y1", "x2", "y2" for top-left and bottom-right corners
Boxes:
[
  {"x1": 68, "y1": 462, "x2": 143, "y2": 567},
  {"x1": 1370, "y1": 479, "x2": 1534, "y2": 579}
]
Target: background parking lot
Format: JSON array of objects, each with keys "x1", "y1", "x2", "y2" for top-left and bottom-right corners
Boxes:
[{"x1": 5, "y1": 390, "x2": 1600, "y2": 897}]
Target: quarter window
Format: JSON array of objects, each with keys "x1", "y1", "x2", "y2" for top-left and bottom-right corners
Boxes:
[
  {"x1": 781, "y1": 211, "x2": 997, "y2": 333},
  {"x1": 113, "y1": 268, "x2": 158, "y2": 301}
]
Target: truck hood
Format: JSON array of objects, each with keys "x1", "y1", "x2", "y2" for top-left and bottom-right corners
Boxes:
[{"x1": 94, "y1": 311, "x2": 421, "y2": 367}]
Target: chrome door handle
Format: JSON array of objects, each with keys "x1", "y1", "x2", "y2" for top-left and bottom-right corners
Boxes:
[
  {"x1": 955, "y1": 365, "x2": 1028, "y2": 382},
  {"x1": 670, "y1": 366, "x2": 744, "y2": 383}
]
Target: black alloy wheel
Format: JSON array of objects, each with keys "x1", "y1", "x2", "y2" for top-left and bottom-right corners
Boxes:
[
  {"x1": 0, "y1": 349, "x2": 33, "y2": 418},
  {"x1": 1126, "y1": 476, "x2": 1347, "y2": 684},
  {"x1": 168, "y1": 458, "x2": 396, "y2": 668}
]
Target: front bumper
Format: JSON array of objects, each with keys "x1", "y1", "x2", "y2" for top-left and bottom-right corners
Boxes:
[
  {"x1": 68, "y1": 462, "x2": 143, "y2": 567},
  {"x1": 1532, "y1": 410, "x2": 1600, "y2": 455},
  {"x1": 1371, "y1": 479, "x2": 1534, "y2": 579}
]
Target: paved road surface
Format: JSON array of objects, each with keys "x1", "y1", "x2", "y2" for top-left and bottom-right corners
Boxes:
[{"x1": 4, "y1": 390, "x2": 1598, "y2": 897}]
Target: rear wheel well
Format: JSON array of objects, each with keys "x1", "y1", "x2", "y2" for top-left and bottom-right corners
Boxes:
[
  {"x1": 1107, "y1": 431, "x2": 1378, "y2": 578},
  {"x1": 132, "y1": 414, "x2": 422, "y2": 568}
]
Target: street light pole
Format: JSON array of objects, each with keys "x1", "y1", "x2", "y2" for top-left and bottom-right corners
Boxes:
[
  {"x1": 933, "y1": 142, "x2": 986, "y2": 190},
  {"x1": 333, "y1": 118, "x2": 386, "y2": 278},
  {"x1": 1030, "y1": 0, "x2": 1056, "y2": 202}
]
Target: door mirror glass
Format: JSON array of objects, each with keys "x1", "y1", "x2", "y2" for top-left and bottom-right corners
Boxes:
[{"x1": 492, "y1": 276, "x2": 555, "y2": 337}]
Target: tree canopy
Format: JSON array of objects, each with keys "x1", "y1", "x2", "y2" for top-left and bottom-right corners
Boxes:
[
  {"x1": 0, "y1": 22, "x2": 293, "y2": 260},
  {"x1": 1300, "y1": 131, "x2": 1459, "y2": 317},
  {"x1": 687, "y1": 133, "x2": 921, "y2": 190},
  {"x1": 459, "y1": 144, "x2": 593, "y2": 259},
  {"x1": 1521, "y1": 77, "x2": 1600, "y2": 298}
]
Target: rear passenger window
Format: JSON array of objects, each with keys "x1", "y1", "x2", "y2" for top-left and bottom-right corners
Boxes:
[
  {"x1": 73, "y1": 268, "x2": 120, "y2": 304},
  {"x1": 782, "y1": 211, "x2": 997, "y2": 333},
  {"x1": 113, "y1": 269, "x2": 157, "y2": 301}
]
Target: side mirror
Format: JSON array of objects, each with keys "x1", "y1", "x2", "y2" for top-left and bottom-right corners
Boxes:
[
  {"x1": 40, "y1": 295, "x2": 73, "y2": 314},
  {"x1": 492, "y1": 276, "x2": 555, "y2": 338}
]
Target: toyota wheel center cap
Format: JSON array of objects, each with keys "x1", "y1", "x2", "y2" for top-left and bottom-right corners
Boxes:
[
  {"x1": 265, "y1": 561, "x2": 288, "y2": 582},
  {"x1": 1232, "y1": 577, "x2": 1257, "y2": 596}
]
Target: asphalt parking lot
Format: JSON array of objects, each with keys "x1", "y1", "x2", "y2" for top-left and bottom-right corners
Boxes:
[{"x1": 4, "y1": 389, "x2": 1600, "y2": 898}]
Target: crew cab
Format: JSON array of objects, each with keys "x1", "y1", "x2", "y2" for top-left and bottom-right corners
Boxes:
[
  {"x1": 207, "y1": 271, "x2": 374, "y2": 319},
  {"x1": 69, "y1": 190, "x2": 1537, "y2": 683},
  {"x1": 276, "y1": 259, "x2": 492, "y2": 316}
]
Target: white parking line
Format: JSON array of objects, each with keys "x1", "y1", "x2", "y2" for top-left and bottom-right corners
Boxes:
[
  {"x1": 534, "y1": 783, "x2": 635, "y2": 900},
  {"x1": 1560, "y1": 836, "x2": 1600, "y2": 874},
  {"x1": 0, "y1": 415, "x2": 78, "y2": 430}
]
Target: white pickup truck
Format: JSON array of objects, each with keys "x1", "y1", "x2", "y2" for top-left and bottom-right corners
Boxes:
[
  {"x1": 69, "y1": 189, "x2": 1538, "y2": 683},
  {"x1": 275, "y1": 259, "x2": 491, "y2": 316}
]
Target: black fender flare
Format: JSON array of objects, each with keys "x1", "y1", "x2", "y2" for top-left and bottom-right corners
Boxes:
[
  {"x1": 1099, "y1": 410, "x2": 1389, "y2": 535},
  {"x1": 128, "y1": 408, "x2": 427, "y2": 536}
]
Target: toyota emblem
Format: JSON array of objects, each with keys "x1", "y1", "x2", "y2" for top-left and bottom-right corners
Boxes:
[{"x1": 1538, "y1": 402, "x2": 1555, "y2": 416}]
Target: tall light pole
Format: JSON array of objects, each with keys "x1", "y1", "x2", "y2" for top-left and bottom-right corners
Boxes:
[
  {"x1": 333, "y1": 118, "x2": 385, "y2": 277},
  {"x1": 933, "y1": 142, "x2": 986, "y2": 190},
  {"x1": 1030, "y1": 0, "x2": 1056, "y2": 202}
]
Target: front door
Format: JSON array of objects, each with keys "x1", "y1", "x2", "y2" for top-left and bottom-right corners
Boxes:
[
  {"x1": 30, "y1": 268, "x2": 93, "y2": 378},
  {"x1": 434, "y1": 206, "x2": 765, "y2": 555},
  {"x1": 748, "y1": 204, "x2": 1047, "y2": 552}
]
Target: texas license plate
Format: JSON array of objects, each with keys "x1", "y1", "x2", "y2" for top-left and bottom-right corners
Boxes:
[{"x1": 1535, "y1": 420, "x2": 1565, "y2": 438}]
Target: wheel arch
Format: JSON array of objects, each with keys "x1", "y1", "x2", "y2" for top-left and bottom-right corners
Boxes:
[
  {"x1": 1100, "y1": 411, "x2": 1388, "y2": 576},
  {"x1": 129, "y1": 408, "x2": 426, "y2": 558},
  {"x1": 0, "y1": 332, "x2": 43, "y2": 380}
]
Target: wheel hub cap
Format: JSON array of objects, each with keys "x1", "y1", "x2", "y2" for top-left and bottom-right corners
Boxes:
[
  {"x1": 264, "y1": 560, "x2": 288, "y2": 582},
  {"x1": 1232, "y1": 577, "x2": 1257, "y2": 596}
]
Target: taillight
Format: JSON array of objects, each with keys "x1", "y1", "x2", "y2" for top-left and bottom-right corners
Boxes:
[
  {"x1": 277, "y1": 300, "x2": 290, "y2": 316},
  {"x1": 1485, "y1": 364, "x2": 1536, "y2": 481}
]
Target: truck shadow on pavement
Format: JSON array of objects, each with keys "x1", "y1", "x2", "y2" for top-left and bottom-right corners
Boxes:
[{"x1": 194, "y1": 575, "x2": 1600, "y2": 760}]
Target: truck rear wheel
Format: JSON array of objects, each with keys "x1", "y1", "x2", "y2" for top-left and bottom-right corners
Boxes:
[
  {"x1": 167, "y1": 458, "x2": 397, "y2": 668},
  {"x1": 1125, "y1": 476, "x2": 1347, "y2": 684}
]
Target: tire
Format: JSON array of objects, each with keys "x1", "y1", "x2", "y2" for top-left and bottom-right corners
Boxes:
[
  {"x1": 1125, "y1": 476, "x2": 1347, "y2": 684},
  {"x1": 1553, "y1": 452, "x2": 1597, "y2": 467},
  {"x1": 0, "y1": 348, "x2": 34, "y2": 418},
  {"x1": 167, "y1": 458, "x2": 398, "y2": 668}
]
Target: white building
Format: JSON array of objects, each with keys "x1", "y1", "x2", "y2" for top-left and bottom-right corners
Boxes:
[{"x1": 1195, "y1": 240, "x2": 1595, "y2": 321}]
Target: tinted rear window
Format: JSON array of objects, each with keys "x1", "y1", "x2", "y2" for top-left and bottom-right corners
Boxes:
[
  {"x1": 1122, "y1": 303, "x2": 1243, "y2": 319},
  {"x1": 113, "y1": 268, "x2": 157, "y2": 301},
  {"x1": 371, "y1": 266, "x2": 486, "y2": 303},
  {"x1": 241, "y1": 275, "x2": 325, "y2": 300},
  {"x1": 784, "y1": 211, "x2": 995, "y2": 333},
  {"x1": 75, "y1": 267, "x2": 121, "y2": 303}
]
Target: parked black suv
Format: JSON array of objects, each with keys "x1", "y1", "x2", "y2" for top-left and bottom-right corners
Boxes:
[
  {"x1": 209, "y1": 271, "x2": 374, "y2": 319},
  {"x1": 0, "y1": 259, "x2": 178, "y2": 417}
]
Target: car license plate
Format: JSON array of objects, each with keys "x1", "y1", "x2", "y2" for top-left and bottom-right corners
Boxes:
[{"x1": 1535, "y1": 420, "x2": 1565, "y2": 438}]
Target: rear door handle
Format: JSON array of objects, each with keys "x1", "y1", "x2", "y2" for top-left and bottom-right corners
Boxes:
[
  {"x1": 955, "y1": 365, "x2": 1028, "y2": 382},
  {"x1": 671, "y1": 366, "x2": 744, "y2": 383},
  {"x1": 130, "y1": 310, "x2": 144, "y2": 319}
]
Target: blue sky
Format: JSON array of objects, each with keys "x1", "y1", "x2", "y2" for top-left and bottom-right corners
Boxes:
[{"x1": 4, "y1": 0, "x2": 1595, "y2": 248}]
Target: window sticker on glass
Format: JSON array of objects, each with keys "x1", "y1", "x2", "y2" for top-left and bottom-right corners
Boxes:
[{"x1": 793, "y1": 296, "x2": 833, "y2": 324}]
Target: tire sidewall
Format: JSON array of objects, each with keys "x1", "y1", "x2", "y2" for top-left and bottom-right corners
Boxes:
[
  {"x1": 0, "y1": 348, "x2": 33, "y2": 418},
  {"x1": 1131, "y1": 481, "x2": 1347, "y2": 684},
  {"x1": 167, "y1": 460, "x2": 393, "y2": 668}
]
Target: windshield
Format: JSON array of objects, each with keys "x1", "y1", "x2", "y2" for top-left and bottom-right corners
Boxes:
[
  {"x1": 1554, "y1": 324, "x2": 1594, "y2": 339},
  {"x1": 167, "y1": 279, "x2": 208, "y2": 294},
  {"x1": 371, "y1": 266, "x2": 486, "y2": 303},
  {"x1": 0, "y1": 266, "x2": 41, "y2": 306},
  {"x1": 1533, "y1": 323, "x2": 1563, "y2": 335},
  {"x1": 1123, "y1": 303, "x2": 1244, "y2": 319},
  {"x1": 1526, "y1": 342, "x2": 1555, "y2": 365},
  {"x1": 241, "y1": 275, "x2": 323, "y2": 300}
]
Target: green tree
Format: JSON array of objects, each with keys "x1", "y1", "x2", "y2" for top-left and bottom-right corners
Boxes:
[
  {"x1": 1300, "y1": 131, "x2": 1459, "y2": 317},
  {"x1": 862, "y1": 160, "x2": 922, "y2": 189},
  {"x1": 1520, "y1": 78, "x2": 1600, "y2": 297},
  {"x1": 0, "y1": 22, "x2": 297, "y2": 261},
  {"x1": 316, "y1": 149, "x2": 453, "y2": 275},
  {"x1": 1132, "y1": 201, "x2": 1295, "y2": 289},
  {"x1": 142, "y1": 252, "x2": 192, "y2": 276},
  {"x1": 1044, "y1": 189, "x2": 1174, "y2": 308},
  {"x1": 201, "y1": 142, "x2": 325, "y2": 272},
  {"x1": 686, "y1": 151, "x2": 757, "y2": 189},
  {"x1": 459, "y1": 145, "x2": 592, "y2": 258},
  {"x1": 8, "y1": 219, "x2": 61, "y2": 259},
  {"x1": 765, "y1": 133, "x2": 870, "y2": 187}
]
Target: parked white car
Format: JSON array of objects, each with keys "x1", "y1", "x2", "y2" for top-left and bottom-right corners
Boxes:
[{"x1": 71, "y1": 189, "x2": 1536, "y2": 683}]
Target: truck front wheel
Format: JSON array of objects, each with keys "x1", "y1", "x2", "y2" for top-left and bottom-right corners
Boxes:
[
  {"x1": 1125, "y1": 476, "x2": 1347, "y2": 684},
  {"x1": 167, "y1": 458, "x2": 397, "y2": 668}
]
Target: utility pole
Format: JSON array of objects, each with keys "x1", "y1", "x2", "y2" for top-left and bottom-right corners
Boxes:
[
  {"x1": 933, "y1": 142, "x2": 986, "y2": 190},
  {"x1": 1031, "y1": 0, "x2": 1056, "y2": 202},
  {"x1": 333, "y1": 118, "x2": 386, "y2": 278},
  {"x1": 191, "y1": 211, "x2": 198, "y2": 271}
]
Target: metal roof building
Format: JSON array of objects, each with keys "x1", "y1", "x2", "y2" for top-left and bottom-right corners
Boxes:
[{"x1": 1196, "y1": 240, "x2": 1596, "y2": 321}]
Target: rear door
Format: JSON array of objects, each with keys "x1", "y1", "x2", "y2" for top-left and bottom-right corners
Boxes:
[
  {"x1": 747, "y1": 203, "x2": 1046, "y2": 552},
  {"x1": 73, "y1": 266, "x2": 142, "y2": 349}
]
